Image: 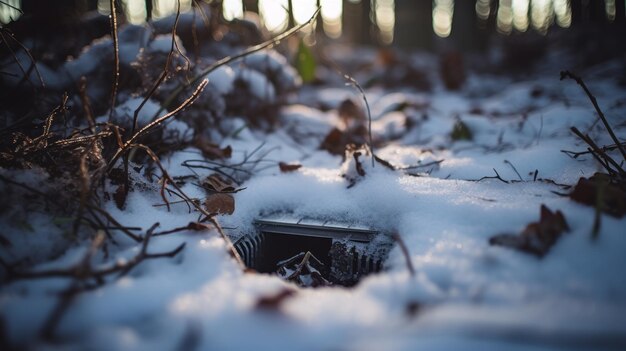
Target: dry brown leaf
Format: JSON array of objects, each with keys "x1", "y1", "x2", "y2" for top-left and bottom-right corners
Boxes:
[
  {"x1": 489, "y1": 205, "x2": 569, "y2": 257},
  {"x1": 278, "y1": 162, "x2": 302, "y2": 173},
  {"x1": 113, "y1": 184, "x2": 127, "y2": 210},
  {"x1": 204, "y1": 193, "x2": 235, "y2": 215},
  {"x1": 338, "y1": 98, "x2": 365, "y2": 128},
  {"x1": 202, "y1": 174, "x2": 235, "y2": 192},
  {"x1": 570, "y1": 173, "x2": 626, "y2": 218},
  {"x1": 255, "y1": 288, "x2": 296, "y2": 311},
  {"x1": 194, "y1": 137, "x2": 232, "y2": 160}
]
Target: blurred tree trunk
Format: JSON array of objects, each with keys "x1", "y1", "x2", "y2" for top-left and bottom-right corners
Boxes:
[
  {"x1": 570, "y1": 0, "x2": 583, "y2": 25},
  {"x1": 243, "y1": 0, "x2": 258, "y2": 13},
  {"x1": 316, "y1": 0, "x2": 324, "y2": 35},
  {"x1": 359, "y1": 0, "x2": 373, "y2": 44},
  {"x1": 394, "y1": 0, "x2": 432, "y2": 49},
  {"x1": 342, "y1": 0, "x2": 364, "y2": 44},
  {"x1": 451, "y1": 0, "x2": 485, "y2": 51},
  {"x1": 588, "y1": 0, "x2": 607, "y2": 25},
  {"x1": 615, "y1": 0, "x2": 625, "y2": 24},
  {"x1": 146, "y1": 0, "x2": 153, "y2": 21}
]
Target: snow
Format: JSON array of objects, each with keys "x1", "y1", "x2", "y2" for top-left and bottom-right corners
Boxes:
[
  {"x1": 207, "y1": 65, "x2": 236, "y2": 95},
  {"x1": 2, "y1": 29, "x2": 626, "y2": 351},
  {"x1": 110, "y1": 97, "x2": 161, "y2": 128}
]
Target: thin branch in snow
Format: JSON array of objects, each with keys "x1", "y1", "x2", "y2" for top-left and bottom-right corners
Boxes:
[
  {"x1": 561, "y1": 71, "x2": 626, "y2": 162},
  {"x1": 504, "y1": 160, "x2": 523, "y2": 181},
  {"x1": 107, "y1": 79, "x2": 209, "y2": 171},
  {"x1": 392, "y1": 233, "x2": 415, "y2": 277}
]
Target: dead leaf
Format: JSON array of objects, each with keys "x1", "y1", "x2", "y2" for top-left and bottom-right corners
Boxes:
[
  {"x1": 255, "y1": 288, "x2": 296, "y2": 311},
  {"x1": 320, "y1": 127, "x2": 368, "y2": 155},
  {"x1": 194, "y1": 137, "x2": 232, "y2": 160},
  {"x1": 489, "y1": 205, "x2": 569, "y2": 257},
  {"x1": 338, "y1": 98, "x2": 365, "y2": 128},
  {"x1": 439, "y1": 51, "x2": 465, "y2": 90},
  {"x1": 405, "y1": 301, "x2": 421, "y2": 318},
  {"x1": 279, "y1": 162, "x2": 302, "y2": 173},
  {"x1": 570, "y1": 173, "x2": 626, "y2": 218},
  {"x1": 113, "y1": 184, "x2": 127, "y2": 210},
  {"x1": 204, "y1": 193, "x2": 235, "y2": 215},
  {"x1": 202, "y1": 174, "x2": 235, "y2": 192}
]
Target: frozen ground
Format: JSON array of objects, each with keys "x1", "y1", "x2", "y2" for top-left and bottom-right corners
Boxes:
[{"x1": 2, "y1": 39, "x2": 626, "y2": 350}]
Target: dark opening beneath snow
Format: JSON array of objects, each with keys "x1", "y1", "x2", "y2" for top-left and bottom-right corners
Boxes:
[{"x1": 233, "y1": 216, "x2": 392, "y2": 287}]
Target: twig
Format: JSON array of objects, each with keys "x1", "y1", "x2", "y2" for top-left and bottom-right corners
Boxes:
[
  {"x1": 126, "y1": 144, "x2": 245, "y2": 267},
  {"x1": 560, "y1": 71, "x2": 626, "y2": 162},
  {"x1": 40, "y1": 232, "x2": 106, "y2": 340},
  {"x1": 107, "y1": 79, "x2": 209, "y2": 171},
  {"x1": 343, "y1": 74, "x2": 374, "y2": 167},
  {"x1": 9, "y1": 225, "x2": 184, "y2": 282},
  {"x1": 132, "y1": 0, "x2": 183, "y2": 135},
  {"x1": 392, "y1": 233, "x2": 415, "y2": 276},
  {"x1": 0, "y1": 28, "x2": 45, "y2": 89},
  {"x1": 85, "y1": 204, "x2": 142, "y2": 242},
  {"x1": 504, "y1": 160, "x2": 523, "y2": 181},
  {"x1": 474, "y1": 168, "x2": 510, "y2": 184},
  {"x1": 561, "y1": 142, "x2": 626, "y2": 159},
  {"x1": 570, "y1": 127, "x2": 625, "y2": 176},
  {"x1": 108, "y1": 0, "x2": 120, "y2": 120}
]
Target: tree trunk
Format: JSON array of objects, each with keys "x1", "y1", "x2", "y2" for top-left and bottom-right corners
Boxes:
[
  {"x1": 394, "y1": 0, "x2": 433, "y2": 49},
  {"x1": 146, "y1": 0, "x2": 153, "y2": 21},
  {"x1": 451, "y1": 0, "x2": 484, "y2": 51},
  {"x1": 242, "y1": 0, "x2": 258, "y2": 14},
  {"x1": 615, "y1": 0, "x2": 625, "y2": 24}
]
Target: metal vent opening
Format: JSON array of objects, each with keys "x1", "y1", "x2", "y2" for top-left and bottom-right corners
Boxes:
[{"x1": 233, "y1": 215, "x2": 393, "y2": 287}]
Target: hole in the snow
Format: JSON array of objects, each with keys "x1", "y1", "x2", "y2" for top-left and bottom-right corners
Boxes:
[{"x1": 233, "y1": 214, "x2": 394, "y2": 287}]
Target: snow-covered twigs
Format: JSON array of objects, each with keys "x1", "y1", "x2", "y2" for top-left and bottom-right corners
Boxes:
[
  {"x1": 156, "y1": 7, "x2": 321, "y2": 118},
  {"x1": 107, "y1": 79, "x2": 209, "y2": 172},
  {"x1": 132, "y1": 0, "x2": 184, "y2": 136},
  {"x1": 126, "y1": 143, "x2": 246, "y2": 268}
]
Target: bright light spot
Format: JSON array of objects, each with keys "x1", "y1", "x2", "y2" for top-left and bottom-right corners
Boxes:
[
  {"x1": 152, "y1": 0, "x2": 192, "y2": 19},
  {"x1": 512, "y1": 0, "x2": 529, "y2": 31},
  {"x1": 497, "y1": 0, "x2": 513, "y2": 34},
  {"x1": 553, "y1": 0, "x2": 571, "y2": 27},
  {"x1": 0, "y1": 0, "x2": 21, "y2": 24},
  {"x1": 433, "y1": 0, "x2": 454, "y2": 38},
  {"x1": 475, "y1": 0, "x2": 491, "y2": 20},
  {"x1": 606, "y1": 0, "x2": 616, "y2": 22},
  {"x1": 530, "y1": 0, "x2": 553, "y2": 34},
  {"x1": 321, "y1": 0, "x2": 342, "y2": 38},
  {"x1": 293, "y1": 0, "x2": 316, "y2": 24},
  {"x1": 223, "y1": 0, "x2": 243, "y2": 20},
  {"x1": 376, "y1": 0, "x2": 395, "y2": 44},
  {"x1": 259, "y1": 0, "x2": 288, "y2": 33},
  {"x1": 123, "y1": 0, "x2": 148, "y2": 24}
]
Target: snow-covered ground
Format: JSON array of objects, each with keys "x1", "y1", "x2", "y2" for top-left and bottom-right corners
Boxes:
[{"x1": 2, "y1": 34, "x2": 626, "y2": 351}]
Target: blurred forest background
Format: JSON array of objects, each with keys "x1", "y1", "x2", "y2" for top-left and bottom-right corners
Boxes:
[{"x1": 1, "y1": 0, "x2": 625, "y2": 52}]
